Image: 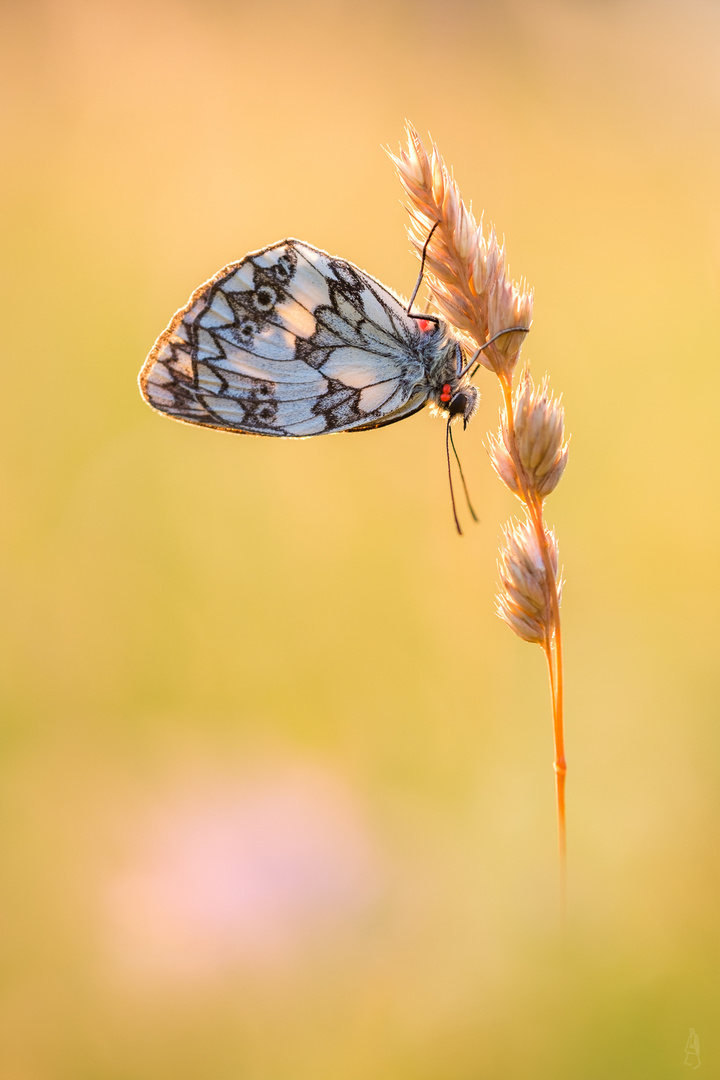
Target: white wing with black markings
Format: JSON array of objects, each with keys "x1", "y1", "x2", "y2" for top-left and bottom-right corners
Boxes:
[{"x1": 139, "y1": 239, "x2": 458, "y2": 437}]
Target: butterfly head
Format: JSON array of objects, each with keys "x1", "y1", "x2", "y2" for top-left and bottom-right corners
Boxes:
[
  {"x1": 434, "y1": 380, "x2": 479, "y2": 429},
  {"x1": 448, "y1": 385, "x2": 479, "y2": 429}
]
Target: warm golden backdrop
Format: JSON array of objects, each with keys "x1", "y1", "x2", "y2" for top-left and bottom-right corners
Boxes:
[{"x1": 1, "y1": 1, "x2": 718, "y2": 1077}]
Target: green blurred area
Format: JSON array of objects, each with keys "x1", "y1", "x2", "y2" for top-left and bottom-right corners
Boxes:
[{"x1": 1, "y1": 0, "x2": 719, "y2": 1076}]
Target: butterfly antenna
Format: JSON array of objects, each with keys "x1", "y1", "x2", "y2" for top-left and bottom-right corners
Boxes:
[
  {"x1": 406, "y1": 221, "x2": 441, "y2": 317},
  {"x1": 448, "y1": 423, "x2": 479, "y2": 523},
  {"x1": 446, "y1": 419, "x2": 463, "y2": 536},
  {"x1": 459, "y1": 324, "x2": 530, "y2": 377}
]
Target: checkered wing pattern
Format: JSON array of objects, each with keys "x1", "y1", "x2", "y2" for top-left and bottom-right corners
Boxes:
[{"x1": 139, "y1": 239, "x2": 449, "y2": 437}]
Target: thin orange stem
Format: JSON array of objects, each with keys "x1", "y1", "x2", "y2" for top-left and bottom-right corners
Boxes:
[{"x1": 543, "y1": 639, "x2": 566, "y2": 918}]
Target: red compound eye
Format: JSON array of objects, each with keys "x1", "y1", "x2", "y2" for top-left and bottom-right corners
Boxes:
[{"x1": 417, "y1": 318, "x2": 433, "y2": 333}]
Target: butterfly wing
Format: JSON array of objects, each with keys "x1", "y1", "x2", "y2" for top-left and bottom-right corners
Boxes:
[{"x1": 139, "y1": 239, "x2": 435, "y2": 437}]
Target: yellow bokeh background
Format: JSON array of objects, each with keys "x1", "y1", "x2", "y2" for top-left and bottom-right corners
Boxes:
[{"x1": 1, "y1": 0, "x2": 718, "y2": 1076}]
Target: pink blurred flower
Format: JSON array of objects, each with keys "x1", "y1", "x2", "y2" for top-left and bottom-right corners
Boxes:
[{"x1": 104, "y1": 761, "x2": 381, "y2": 983}]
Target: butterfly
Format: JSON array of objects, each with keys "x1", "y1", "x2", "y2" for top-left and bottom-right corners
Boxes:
[{"x1": 139, "y1": 236, "x2": 489, "y2": 529}]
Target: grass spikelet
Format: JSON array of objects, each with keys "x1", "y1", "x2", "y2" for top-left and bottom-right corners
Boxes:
[{"x1": 389, "y1": 122, "x2": 533, "y2": 376}]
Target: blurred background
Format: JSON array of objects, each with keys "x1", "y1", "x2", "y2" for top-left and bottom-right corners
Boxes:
[{"x1": 1, "y1": 0, "x2": 719, "y2": 1076}]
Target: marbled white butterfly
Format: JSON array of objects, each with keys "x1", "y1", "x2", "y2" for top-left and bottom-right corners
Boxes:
[{"x1": 139, "y1": 237, "x2": 485, "y2": 528}]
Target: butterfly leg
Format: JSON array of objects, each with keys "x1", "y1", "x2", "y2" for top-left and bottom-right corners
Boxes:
[{"x1": 406, "y1": 221, "x2": 440, "y2": 321}]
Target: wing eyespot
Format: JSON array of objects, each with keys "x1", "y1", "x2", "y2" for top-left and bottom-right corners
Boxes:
[
  {"x1": 253, "y1": 286, "x2": 277, "y2": 312},
  {"x1": 238, "y1": 318, "x2": 258, "y2": 340}
]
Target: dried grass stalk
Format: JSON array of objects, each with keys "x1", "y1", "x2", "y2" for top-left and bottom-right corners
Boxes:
[{"x1": 391, "y1": 123, "x2": 568, "y2": 906}]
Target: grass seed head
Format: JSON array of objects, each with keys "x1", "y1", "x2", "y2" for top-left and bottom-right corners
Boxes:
[
  {"x1": 487, "y1": 371, "x2": 568, "y2": 500},
  {"x1": 389, "y1": 123, "x2": 531, "y2": 373},
  {"x1": 513, "y1": 371, "x2": 569, "y2": 498},
  {"x1": 496, "y1": 517, "x2": 560, "y2": 645}
]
